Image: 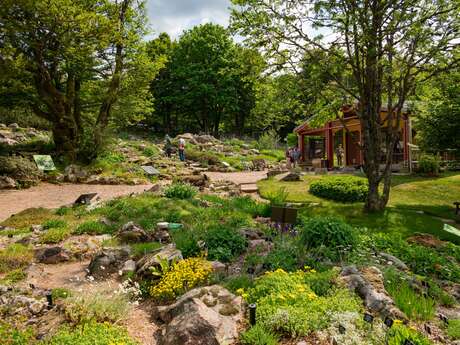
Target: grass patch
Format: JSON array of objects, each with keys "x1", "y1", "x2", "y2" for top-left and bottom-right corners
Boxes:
[
  {"x1": 0, "y1": 244, "x2": 33, "y2": 273},
  {"x1": 447, "y1": 319, "x2": 460, "y2": 340},
  {"x1": 384, "y1": 268, "x2": 436, "y2": 321},
  {"x1": 1, "y1": 208, "x2": 55, "y2": 229},
  {"x1": 0, "y1": 268, "x2": 27, "y2": 284},
  {"x1": 74, "y1": 220, "x2": 112, "y2": 235},
  {"x1": 43, "y1": 219, "x2": 68, "y2": 229},
  {"x1": 130, "y1": 242, "x2": 162, "y2": 258},
  {"x1": 40, "y1": 227, "x2": 72, "y2": 244}
]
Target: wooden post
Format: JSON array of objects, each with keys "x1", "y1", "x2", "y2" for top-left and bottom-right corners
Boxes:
[
  {"x1": 403, "y1": 118, "x2": 408, "y2": 162},
  {"x1": 326, "y1": 122, "x2": 334, "y2": 169},
  {"x1": 298, "y1": 134, "x2": 304, "y2": 161}
]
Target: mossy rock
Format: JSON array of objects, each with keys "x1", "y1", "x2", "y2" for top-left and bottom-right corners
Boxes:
[
  {"x1": 218, "y1": 303, "x2": 240, "y2": 316},
  {"x1": 0, "y1": 156, "x2": 42, "y2": 187}
]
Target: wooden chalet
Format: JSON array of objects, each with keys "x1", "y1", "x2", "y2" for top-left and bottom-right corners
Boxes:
[{"x1": 294, "y1": 105, "x2": 413, "y2": 170}]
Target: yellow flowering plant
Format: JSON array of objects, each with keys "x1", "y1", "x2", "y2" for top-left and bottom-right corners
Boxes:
[{"x1": 150, "y1": 258, "x2": 212, "y2": 300}]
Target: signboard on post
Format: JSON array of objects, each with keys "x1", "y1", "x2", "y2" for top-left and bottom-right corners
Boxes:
[
  {"x1": 270, "y1": 206, "x2": 298, "y2": 224},
  {"x1": 141, "y1": 165, "x2": 160, "y2": 176},
  {"x1": 33, "y1": 155, "x2": 56, "y2": 171}
]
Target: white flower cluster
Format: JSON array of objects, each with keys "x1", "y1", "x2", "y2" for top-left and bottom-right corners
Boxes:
[{"x1": 115, "y1": 278, "x2": 142, "y2": 302}]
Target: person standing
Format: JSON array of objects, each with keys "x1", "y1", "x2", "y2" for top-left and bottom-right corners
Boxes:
[
  {"x1": 289, "y1": 147, "x2": 296, "y2": 168},
  {"x1": 285, "y1": 147, "x2": 292, "y2": 169},
  {"x1": 178, "y1": 137, "x2": 186, "y2": 162},
  {"x1": 335, "y1": 144, "x2": 344, "y2": 167},
  {"x1": 164, "y1": 134, "x2": 172, "y2": 158}
]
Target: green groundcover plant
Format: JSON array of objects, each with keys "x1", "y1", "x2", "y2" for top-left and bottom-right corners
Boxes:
[{"x1": 309, "y1": 176, "x2": 368, "y2": 202}]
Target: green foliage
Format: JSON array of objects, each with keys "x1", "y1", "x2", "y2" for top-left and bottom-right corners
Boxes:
[
  {"x1": 447, "y1": 319, "x2": 460, "y2": 340},
  {"x1": 130, "y1": 242, "x2": 162, "y2": 258},
  {"x1": 286, "y1": 133, "x2": 298, "y2": 147},
  {"x1": 246, "y1": 270, "x2": 361, "y2": 337},
  {"x1": 297, "y1": 216, "x2": 358, "y2": 262},
  {"x1": 240, "y1": 325, "x2": 279, "y2": 345},
  {"x1": 204, "y1": 225, "x2": 247, "y2": 262},
  {"x1": 0, "y1": 243, "x2": 33, "y2": 273},
  {"x1": 384, "y1": 268, "x2": 435, "y2": 321},
  {"x1": 52, "y1": 288, "x2": 72, "y2": 300},
  {"x1": 229, "y1": 196, "x2": 271, "y2": 217},
  {"x1": 64, "y1": 293, "x2": 129, "y2": 324},
  {"x1": 387, "y1": 324, "x2": 433, "y2": 345},
  {"x1": 164, "y1": 183, "x2": 197, "y2": 199},
  {"x1": 302, "y1": 268, "x2": 338, "y2": 296},
  {"x1": 75, "y1": 220, "x2": 111, "y2": 235},
  {"x1": 40, "y1": 227, "x2": 71, "y2": 244},
  {"x1": 425, "y1": 279, "x2": 456, "y2": 307},
  {"x1": 223, "y1": 274, "x2": 254, "y2": 293},
  {"x1": 417, "y1": 155, "x2": 440, "y2": 175},
  {"x1": 256, "y1": 129, "x2": 281, "y2": 150},
  {"x1": 43, "y1": 219, "x2": 68, "y2": 229},
  {"x1": 309, "y1": 176, "x2": 368, "y2": 203},
  {"x1": 43, "y1": 321, "x2": 138, "y2": 345},
  {"x1": 266, "y1": 187, "x2": 289, "y2": 206},
  {"x1": 0, "y1": 322, "x2": 34, "y2": 345},
  {"x1": 373, "y1": 233, "x2": 460, "y2": 282},
  {"x1": 171, "y1": 230, "x2": 201, "y2": 258},
  {"x1": 263, "y1": 237, "x2": 300, "y2": 272},
  {"x1": 0, "y1": 269, "x2": 27, "y2": 285}
]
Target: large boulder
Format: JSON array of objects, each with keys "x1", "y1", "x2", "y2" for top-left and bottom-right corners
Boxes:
[
  {"x1": 156, "y1": 285, "x2": 243, "y2": 345},
  {"x1": 0, "y1": 156, "x2": 42, "y2": 187},
  {"x1": 35, "y1": 246, "x2": 70, "y2": 264},
  {"x1": 180, "y1": 174, "x2": 208, "y2": 188},
  {"x1": 340, "y1": 266, "x2": 406, "y2": 320},
  {"x1": 0, "y1": 176, "x2": 16, "y2": 189},
  {"x1": 136, "y1": 244, "x2": 183, "y2": 277},
  {"x1": 280, "y1": 172, "x2": 301, "y2": 182},
  {"x1": 116, "y1": 222, "x2": 151, "y2": 243},
  {"x1": 64, "y1": 164, "x2": 88, "y2": 183},
  {"x1": 87, "y1": 247, "x2": 130, "y2": 279}
]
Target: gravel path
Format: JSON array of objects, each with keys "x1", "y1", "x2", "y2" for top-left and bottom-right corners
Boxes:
[
  {"x1": 204, "y1": 170, "x2": 267, "y2": 185},
  {"x1": 0, "y1": 182, "x2": 152, "y2": 222}
]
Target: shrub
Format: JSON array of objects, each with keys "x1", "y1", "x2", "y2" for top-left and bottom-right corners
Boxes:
[
  {"x1": 51, "y1": 288, "x2": 72, "y2": 300},
  {"x1": 0, "y1": 243, "x2": 33, "y2": 273},
  {"x1": 302, "y1": 268, "x2": 339, "y2": 296},
  {"x1": 309, "y1": 176, "x2": 368, "y2": 202},
  {"x1": 223, "y1": 274, "x2": 254, "y2": 294},
  {"x1": 240, "y1": 325, "x2": 279, "y2": 345},
  {"x1": 417, "y1": 154, "x2": 440, "y2": 175},
  {"x1": 256, "y1": 129, "x2": 280, "y2": 150},
  {"x1": 263, "y1": 237, "x2": 300, "y2": 272},
  {"x1": 164, "y1": 182, "x2": 197, "y2": 199},
  {"x1": 204, "y1": 226, "x2": 247, "y2": 262},
  {"x1": 0, "y1": 322, "x2": 34, "y2": 345},
  {"x1": 229, "y1": 196, "x2": 271, "y2": 217},
  {"x1": 245, "y1": 269, "x2": 361, "y2": 337},
  {"x1": 172, "y1": 230, "x2": 201, "y2": 258},
  {"x1": 387, "y1": 323, "x2": 433, "y2": 345},
  {"x1": 64, "y1": 293, "x2": 129, "y2": 324},
  {"x1": 286, "y1": 133, "x2": 298, "y2": 147},
  {"x1": 266, "y1": 187, "x2": 289, "y2": 206},
  {"x1": 447, "y1": 319, "x2": 460, "y2": 340},
  {"x1": 40, "y1": 227, "x2": 71, "y2": 244},
  {"x1": 43, "y1": 321, "x2": 138, "y2": 345},
  {"x1": 75, "y1": 220, "x2": 111, "y2": 235},
  {"x1": 297, "y1": 216, "x2": 358, "y2": 262},
  {"x1": 150, "y1": 258, "x2": 212, "y2": 300},
  {"x1": 384, "y1": 268, "x2": 435, "y2": 321}
]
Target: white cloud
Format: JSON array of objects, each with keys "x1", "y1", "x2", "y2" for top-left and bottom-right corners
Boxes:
[{"x1": 146, "y1": 0, "x2": 231, "y2": 39}]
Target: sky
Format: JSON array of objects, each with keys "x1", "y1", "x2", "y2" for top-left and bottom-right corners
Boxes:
[{"x1": 146, "y1": 0, "x2": 232, "y2": 39}]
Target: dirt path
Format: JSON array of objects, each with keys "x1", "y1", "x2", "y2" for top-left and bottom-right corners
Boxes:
[
  {"x1": 0, "y1": 182, "x2": 152, "y2": 222},
  {"x1": 205, "y1": 170, "x2": 267, "y2": 185}
]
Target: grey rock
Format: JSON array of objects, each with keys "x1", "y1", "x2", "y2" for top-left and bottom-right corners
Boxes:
[
  {"x1": 31, "y1": 224, "x2": 44, "y2": 233},
  {"x1": 121, "y1": 260, "x2": 136, "y2": 275},
  {"x1": 153, "y1": 228, "x2": 171, "y2": 244},
  {"x1": 116, "y1": 222, "x2": 150, "y2": 243},
  {"x1": 0, "y1": 176, "x2": 16, "y2": 189},
  {"x1": 28, "y1": 300, "x2": 47, "y2": 315},
  {"x1": 136, "y1": 244, "x2": 183, "y2": 277},
  {"x1": 210, "y1": 261, "x2": 226, "y2": 274},
  {"x1": 379, "y1": 252, "x2": 408, "y2": 271},
  {"x1": 36, "y1": 246, "x2": 70, "y2": 264},
  {"x1": 281, "y1": 172, "x2": 301, "y2": 182},
  {"x1": 87, "y1": 247, "x2": 130, "y2": 279},
  {"x1": 156, "y1": 285, "x2": 243, "y2": 345}
]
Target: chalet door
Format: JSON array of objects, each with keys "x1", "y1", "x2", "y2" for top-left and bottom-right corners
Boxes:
[{"x1": 346, "y1": 131, "x2": 361, "y2": 166}]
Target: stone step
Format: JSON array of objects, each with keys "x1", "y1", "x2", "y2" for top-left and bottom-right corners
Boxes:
[{"x1": 240, "y1": 183, "x2": 259, "y2": 193}]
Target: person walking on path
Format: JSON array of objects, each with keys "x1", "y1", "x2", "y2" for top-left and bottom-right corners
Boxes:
[
  {"x1": 335, "y1": 144, "x2": 344, "y2": 167},
  {"x1": 178, "y1": 137, "x2": 186, "y2": 162},
  {"x1": 293, "y1": 146, "x2": 301, "y2": 167},
  {"x1": 164, "y1": 134, "x2": 173, "y2": 158},
  {"x1": 289, "y1": 147, "x2": 297, "y2": 168}
]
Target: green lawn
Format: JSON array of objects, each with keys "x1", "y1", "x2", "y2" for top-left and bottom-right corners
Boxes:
[{"x1": 258, "y1": 172, "x2": 460, "y2": 241}]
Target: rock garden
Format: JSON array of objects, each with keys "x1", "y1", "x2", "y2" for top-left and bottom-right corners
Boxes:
[{"x1": 0, "y1": 175, "x2": 460, "y2": 345}]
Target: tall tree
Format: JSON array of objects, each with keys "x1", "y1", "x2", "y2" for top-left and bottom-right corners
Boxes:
[
  {"x1": 0, "y1": 0, "x2": 151, "y2": 160},
  {"x1": 231, "y1": 0, "x2": 460, "y2": 211}
]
